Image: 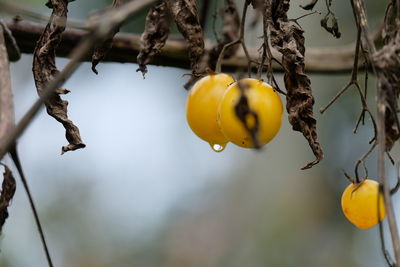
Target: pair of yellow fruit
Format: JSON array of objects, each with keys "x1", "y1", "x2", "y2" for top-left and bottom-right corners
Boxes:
[
  {"x1": 185, "y1": 72, "x2": 386, "y2": 230},
  {"x1": 186, "y1": 72, "x2": 283, "y2": 152}
]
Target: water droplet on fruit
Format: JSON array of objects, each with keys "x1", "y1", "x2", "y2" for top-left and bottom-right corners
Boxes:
[{"x1": 209, "y1": 143, "x2": 226, "y2": 152}]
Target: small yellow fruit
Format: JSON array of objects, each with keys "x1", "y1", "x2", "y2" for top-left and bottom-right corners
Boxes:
[
  {"x1": 341, "y1": 179, "x2": 386, "y2": 229},
  {"x1": 186, "y1": 73, "x2": 234, "y2": 151},
  {"x1": 218, "y1": 78, "x2": 283, "y2": 148}
]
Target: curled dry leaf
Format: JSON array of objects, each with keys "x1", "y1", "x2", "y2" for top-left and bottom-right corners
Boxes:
[
  {"x1": 165, "y1": 0, "x2": 204, "y2": 75},
  {"x1": 33, "y1": 0, "x2": 85, "y2": 154},
  {"x1": 0, "y1": 164, "x2": 16, "y2": 233},
  {"x1": 265, "y1": 0, "x2": 323, "y2": 169},
  {"x1": 91, "y1": 0, "x2": 125, "y2": 74},
  {"x1": 320, "y1": 14, "x2": 341, "y2": 39},
  {"x1": 300, "y1": 0, "x2": 341, "y2": 38},
  {"x1": 137, "y1": 1, "x2": 171, "y2": 77}
]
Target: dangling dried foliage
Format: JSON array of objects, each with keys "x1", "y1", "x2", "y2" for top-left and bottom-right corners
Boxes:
[
  {"x1": 374, "y1": 2, "x2": 400, "y2": 151},
  {"x1": 33, "y1": 0, "x2": 85, "y2": 154},
  {"x1": 300, "y1": 0, "x2": 341, "y2": 38},
  {"x1": 91, "y1": 0, "x2": 125, "y2": 74},
  {"x1": 207, "y1": 0, "x2": 240, "y2": 70},
  {"x1": 0, "y1": 164, "x2": 16, "y2": 233},
  {"x1": 137, "y1": 1, "x2": 171, "y2": 77},
  {"x1": 265, "y1": 0, "x2": 323, "y2": 169},
  {"x1": 165, "y1": 0, "x2": 205, "y2": 75}
]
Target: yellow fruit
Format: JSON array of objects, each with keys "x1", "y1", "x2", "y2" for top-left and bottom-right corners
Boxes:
[
  {"x1": 218, "y1": 78, "x2": 283, "y2": 148},
  {"x1": 341, "y1": 179, "x2": 386, "y2": 229},
  {"x1": 186, "y1": 73, "x2": 234, "y2": 152}
]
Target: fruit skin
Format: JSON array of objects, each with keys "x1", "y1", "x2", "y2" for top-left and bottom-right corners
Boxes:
[
  {"x1": 186, "y1": 73, "x2": 234, "y2": 147},
  {"x1": 341, "y1": 179, "x2": 386, "y2": 229},
  {"x1": 218, "y1": 78, "x2": 283, "y2": 148}
]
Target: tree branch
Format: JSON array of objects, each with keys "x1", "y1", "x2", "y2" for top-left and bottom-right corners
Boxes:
[{"x1": 6, "y1": 19, "x2": 374, "y2": 74}]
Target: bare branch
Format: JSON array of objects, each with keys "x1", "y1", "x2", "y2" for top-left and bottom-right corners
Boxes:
[{"x1": 5, "y1": 19, "x2": 380, "y2": 74}]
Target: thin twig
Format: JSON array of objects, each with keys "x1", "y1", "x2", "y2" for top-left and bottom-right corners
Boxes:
[
  {"x1": 354, "y1": 141, "x2": 376, "y2": 183},
  {"x1": 10, "y1": 147, "x2": 53, "y2": 267},
  {"x1": 320, "y1": 29, "x2": 362, "y2": 114},
  {"x1": 215, "y1": 0, "x2": 251, "y2": 74}
]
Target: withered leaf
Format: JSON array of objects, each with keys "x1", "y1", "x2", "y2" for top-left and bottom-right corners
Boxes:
[
  {"x1": 33, "y1": 0, "x2": 85, "y2": 154},
  {"x1": 320, "y1": 14, "x2": 341, "y2": 39},
  {"x1": 265, "y1": 0, "x2": 323, "y2": 169},
  {"x1": 137, "y1": 1, "x2": 171, "y2": 77},
  {"x1": 0, "y1": 164, "x2": 16, "y2": 233},
  {"x1": 91, "y1": 0, "x2": 125, "y2": 74},
  {"x1": 165, "y1": 0, "x2": 205, "y2": 75}
]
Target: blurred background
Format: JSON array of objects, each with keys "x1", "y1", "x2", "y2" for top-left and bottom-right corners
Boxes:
[{"x1": 0, "y1": 0, "x2": 399, "y2": 266}]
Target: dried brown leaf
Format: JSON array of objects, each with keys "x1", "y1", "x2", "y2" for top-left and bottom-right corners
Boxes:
[
  {"x1": 165, "y1": 0, "x2": 205, "y2": 74},
  {"x1": 33, "y1": 0, "x2": 85, "y2": 154},
  {"x1": 137, "y1": 1, "x2": 171, "y2": 77},
  {"x1": 0, "y1": 164, "x2": 16, "y2": 233},
  {"x1": 265, "y1": 0, "x2": 323, "y2": 169},
  {"x1": 91, "y1": 0, "x2": 125, "y2": 74}
]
